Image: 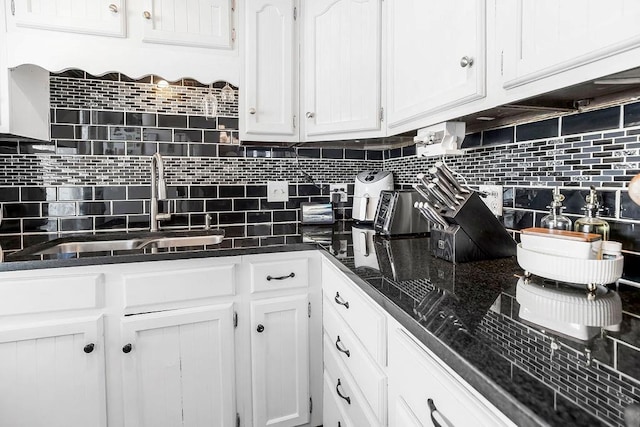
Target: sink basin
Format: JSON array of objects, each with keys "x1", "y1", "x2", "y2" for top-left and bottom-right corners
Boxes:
[{"x1": 9, "y1": 229, "x2": 226, "y2": 258}]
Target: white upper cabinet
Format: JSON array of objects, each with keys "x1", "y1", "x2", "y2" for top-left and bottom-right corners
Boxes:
[
  {"x1": 241, "y1": 0, "x2": 298, "y2": 142},
  {"x1": 499, "y1": 0, "x2": 640, "y2": 95},
  {"x1": 302, "y1": 0, "x2": 383, "y2": 141},
  {"x1": 385, "y1": 0, "x2": 486, "y2": 136},
  {"x1": 12, "y1": 0, "x2": 126, "y2": 36},
  {"x1": 141, "y1": 0, "x2": 233, "y2": 49}
]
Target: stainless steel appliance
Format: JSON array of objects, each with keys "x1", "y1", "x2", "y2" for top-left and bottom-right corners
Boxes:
[
  {"x1": 353, "y1": 170, "x2": 394, "y2": 222},
  {"x1": 373, "y1": 190, "x2": 430, "y2": 236},
  {"x1": 351, "y1": 225, "x2": 379, "y2": 270}
]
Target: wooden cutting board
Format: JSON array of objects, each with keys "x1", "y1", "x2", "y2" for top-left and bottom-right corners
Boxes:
[{"x1": 521, "y1": 227, "x2": 602, "y2": 242}]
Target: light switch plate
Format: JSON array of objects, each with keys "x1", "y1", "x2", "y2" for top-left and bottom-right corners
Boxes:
[
  {"x1": 267, "y1": 181, "x2": 289, "y2": 202},
  {"x1": 478, "y1": 185, "x2": 503, "y2": 216}
]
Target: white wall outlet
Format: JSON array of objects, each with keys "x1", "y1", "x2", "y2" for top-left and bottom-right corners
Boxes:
[
  {"x1": 329, "y1": 183, "x2": 348, "y2": 203},
  {"x1": 267, "y1": 181, "x2": 289, "y2": 202},
  {"x1": 478, "y1": 185, "x2": 503, "y2": 216}
]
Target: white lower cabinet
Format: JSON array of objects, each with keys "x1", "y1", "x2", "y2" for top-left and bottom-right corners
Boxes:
[
  {"x1": 0, "y1": 315, "x2": 107, "y2": 427},
  {"x1": 250, "y1": 294, "x2": 310, "y2": 427},
  {"x1": 388, "y1": 327, "x2": 514, "y2": 427},
  {"x1": 120, "y1": 304, "x2": 236, "y2": 427}
]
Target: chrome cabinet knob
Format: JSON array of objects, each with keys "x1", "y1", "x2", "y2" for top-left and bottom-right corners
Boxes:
[
  {"x1": 143, "y1": 11, "x2": 152, "y2": 19},
  {"x1": 306, "y1": 112, "x2": 315, "y2": 119},
  {"x1": 460, "y1": 56, "x2": 474, "y2": 68},
  {"x1": 249, "y1": 107, "x2": 256, "y2": 115},
  {"x1": 109, "y1": 3, "x2": 119, "y2": 13}
]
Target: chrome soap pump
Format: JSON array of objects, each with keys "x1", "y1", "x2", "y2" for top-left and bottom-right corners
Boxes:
[
  {"x1": 574, "y1": 186, "x2": 610, "y2": 240},
  {"x1": 540, "y1": 187, "x2": 572, "y2": 231}
]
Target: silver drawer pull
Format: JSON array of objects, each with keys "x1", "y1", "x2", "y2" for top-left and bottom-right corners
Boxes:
[
  {"x1": 336, "y1": 379, "x2": 351, "y2": 405},
  {"x1": 335, "y1": 336, "x2": 350, "y2": 357},
  {"x1": 334, "y1": 292, "x2": 349, "y2": 309},
  {"x1": 266, "y1": 272, "x2": 295, "y2": 281}
]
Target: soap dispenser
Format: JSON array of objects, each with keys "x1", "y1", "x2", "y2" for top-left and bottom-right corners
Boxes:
[
  {"x1": 574, "y1": 186, "x2": 610, "y2": 240},
  {"x1": 540, "y1": 187, "x2": 572, "y2": 231}
]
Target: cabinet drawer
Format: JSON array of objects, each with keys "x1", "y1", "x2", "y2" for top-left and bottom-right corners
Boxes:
[
  {"x1": 0, "y1": 272, "x2": 104, "y2": 315},
  {"x1": 322, "y1": 262, "x2": 387, "y2": 365},
  {"x1": 389, "y1": 328, "x2": 513, "y2": 427},
  {"x1": 248, "y1": 256, "x2": 309, "y2": 293},
  {"x1": 323, "y1": 333, "x2": 381, "y2": 427},
  {"x1": 123, "y1": 264, "x2": 235, "y2": 310},
  {"x1": 323, "y1": 300, "x2": 386, "y2": 423},
  {"x1": 323, "y1": 370, "x2": 351, "y2": 427}
]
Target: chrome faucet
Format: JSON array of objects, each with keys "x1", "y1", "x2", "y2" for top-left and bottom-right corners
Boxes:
[{"x1": 150, "y1": 152, "x2": 172, "y2": 232}]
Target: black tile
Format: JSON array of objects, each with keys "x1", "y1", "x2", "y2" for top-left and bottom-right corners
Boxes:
[
  {"x1": 234, "y1": 199, "x2": 260, "y2": 211},
  {"x1": 58, "y1": 187, "x2": 92, "y2": 201},
  {"x1": 500, "y1": 209, "x2": 533, "y2": 230},
  {"x1": 297, "y1": 184, "x2": 322, "y2": 196},
  {"x1": 86, "y1": 72, "x2": 119, "y2": 81},
  {"x1": 53, "y1": 69, "x2": 85, "y2": 79},
  {"x1": 0, "y1": 142, "x2": 18, "y2": 155},
  {"x1": 51, "y1": 124, "x2": 75, "y2": 139},
  {"x1": 18, "y1": 141, "x2": 55, "y2": 154},
  {"x1": 273, "y1": 223, "x2": 298, "y2": 234},
  {"x1": 190, "y1": 144, "x2": 218, "y2": 157},
  {"x1": 218, "y1": 117, "x2": 238, "y2": 130},
  {"x1": 623, "y1": 101, "x2": 640, "y2": 128},
  {"x1": 461, "y1": 132, "x2": 482, "y2": 148},
  {"x1": 78, "y1": 202, "x2": 109, "y2": 215},
  {"x1": 110, "y1": 127, "x2": 142, "y2": 141},
  {"x1": 20, "y1": 187, "x2": 55, "y2": 202},
  {"x1": 22, "y1": 218, "x2": 56, "y2": 233},
  {"x1": 92, "y1": 111, "x2": 124, "y2": 125},
  {"x1": 273, "y1": 210, "x2": 297, "y2": 222},
  {"x1": 389, "y1": 148, "x2": 402, "y2": 159},
  {"x1": 159, "y1": 143, "x2": 188, "y2": 156},
  {"x1": 60, "y1": 218, "x2": 93, "y2": 231},
  {"x1": 322, "y1": 148, "x2": 343, "y2": 159},
  {"x1": 204, "y1": 131, "x2": 229, "y2": 143},
  {"x1": 94, "y1": 186, "x2": 126, "y2": 200},
  {"x1": 402, "y1": 145, "x2": 416, "y2": 157},
  {"x1": 0, "y1": 187, "x2": 19, "y2": 202},
  {"x1": 219, "y1": 212, "x2": 245, "y2": 224},
  {"x1": 367, "y1": 150, "x2": 384, "y2": 160},
  {"x1": 297, "y1": 148, "x2": 321, "y2": 159},
  {"x1": 126, "y1": 142, "x2": 158, "y2": 156},
  {"x1": 610, "y1": 221, "x2": 640, "y2": 252},
  {"x1": 190, "y1": 186, "x2": 218, "y2": 198},
  {"x1": 95, "y1": 216, "x2": 127, "y2": 230},
  {"x1": 261, "y1": 236, "x2": 285, "y2": 245},
  {"x1": 260, "y1": 200, "x2": 285, "y2": 210},
  {"x1": 75, "y1": 125, "x2": 109, "y2": 140},
  {"x1": 174, "y1": 129, "x2": 202, "y2": 142},
  {"x1": 143, "y1": 128, "x2": 172, "y2": 142},
  {"x1": 483, "y1": 126, "x2": 514, "y2": 146},
  {"x1": 345, "y1": 149, "x2": 366, "y2": 160},
  {"x1": 126, "y1": 112, "x2": 157, "y2": 127},
  {"x1": 56, "y1": 109, "x2": 90, "y2": 125},
  {"x1": 206, "y1": 199, "x2": 233, "y2": 211},
  {"x1": 175, "y1": 200, "x2": 204, "y2": 213},
  {"x1": 621, "y1": 191, "x2": 640, "y2": 219},
  {"x1": 516, "y1": 118, "x2": 559, "y2": 142},
  {"x1": 128, "y1": 186, "x2": 151, "y2": 199},
  {"x1": 617, "y1": 344, "x2": 640, "y2": 381},
  {"x1": 247, "y1": 212, "x2": 272, "y2": 223},
  {"x1": 220, "y1": 225, "x2": 245, "y2": 238},
  {"x1": 93, "y1": 141, "x2": 125, "y2": 155},
  {"x1": 246, "y1": 185, "x2": 267, "y2": 197},
  {"x1": 272, "y1": 148, "x2": 295, "y2": 158},
  {"x1": 219, "y1": 185, "x2": 245, "y2": 198},
  {"x1": 158, "y1": 114, "x2": 187, "y2": 128},
  {"x1": 166, "y1": 186, "x2": 188, "y2": 198},
  {"x1": 247, "y1": 224, "x2": 272, "y2": 237},
  {"x1": 561, "y1": 106, "x2": 620, "y2": 136},
  {"x1": 127, "y1": 215, "x2": 150, "y2": 229},
  {"x1": 112, "y1": 201, "x2": 143, "y2": 215},
  {"x1": 234, "y1": 237, "x2": 261, "y2": 248},
  {"x1": 514, "y1": 188, "x2": 553, "y2": 210},
  {"x1": 56, "y1": 140, "x2": 91, "y2": 155},
  {"x1": 189, "y1": 116, "x2": 218, "y2": 129},
  {"x1": 286, "y1": 197, "x2": 310, "y2": 209},
  {"x1": 219, "y1": 145, "x2": 245, "y2": 157}
]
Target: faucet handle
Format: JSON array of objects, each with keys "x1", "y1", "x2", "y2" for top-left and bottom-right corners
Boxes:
[
  {"x1": 157, "y1": 178, "x2": 167, "y2": 200},
  {"x1": 205, "y1": 213, "x2": 212, "y2": 230}
]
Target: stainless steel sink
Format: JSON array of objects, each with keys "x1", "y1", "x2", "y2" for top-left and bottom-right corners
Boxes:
[{"x1": 12, "y1": 229, "x2": 226, "y2": 257}]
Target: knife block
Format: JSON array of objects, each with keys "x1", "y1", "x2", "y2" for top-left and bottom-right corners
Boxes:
[{"x1": 432, "y1": 192, "x2": 516, "y2": 263}]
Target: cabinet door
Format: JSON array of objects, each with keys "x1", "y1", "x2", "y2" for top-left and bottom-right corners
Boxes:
[
  {"x1": 302, "y1": 0, "x2": 382, "y2": 140},
  {"x1": 142, "y1": 0, "x2": 232, "y2": 49},
  {"x1": 500, "y1": 0, "x2": 640, "y2": 90},
  {"x1": 241, "y1": 0, "x2": 298, "y2": 143},
  {"x1": 11, "y1": 0, "x2": 126, "y2": 36},
  {"x1": 0, "y1": 315, "x2": 107, "y2": 427},
  {"x1": 386, "y1": 0, "x2": 485, "y2": 135},
  {"x1": 251, "y1": 294, "x2": 309, "y2": 427},
  {"x1": 121, "y1": 304, "x2": 236, "y2": 427},
  {"x1": 388, "y1": 328, "x2": 513, "y2": 427}
]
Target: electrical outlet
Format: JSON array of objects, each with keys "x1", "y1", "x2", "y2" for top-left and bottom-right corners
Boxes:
[
  {"x1": 478, "y1": 185, "x2": 503, "y2": 216},
  {"x1": 329, "y1": 183, "x2": 348, "y2": 203},
  {"x1": 267, "y1": 181, "x2": 289, "y2": 202}
]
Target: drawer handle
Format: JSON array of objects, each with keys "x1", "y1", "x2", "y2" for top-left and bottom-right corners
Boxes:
[
  {"x1": 336, "y1": 379, "x2": 351, "y2": 405},
  {"x1": 266, "y1": 272, "x2": 295, "y2": 281},
  {"x1": 428, "y1": 398, "x2": 451, "y2": 427},
  {"x1": 335, "y1": 336, "x2": 350, "y2": 357},
  {"x1": 83, "y1": 343, "x2": 95, "y2": 354},
  {"x1": 334, "y1": 292, "x2": 349, "y2": 309}
]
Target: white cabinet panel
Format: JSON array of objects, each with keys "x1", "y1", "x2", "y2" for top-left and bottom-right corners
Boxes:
[
  {"x1": 241, "y1": 0, "x2": 298, "y2": 142},
  {"x1": 500, "y1": 0, "x2": 640, "y2": 90},
  {"x1": 0, "y1": 316, "x2": 107, "y2": 427},
  {"x1": 12, "y1": 0, "x2": 126, "y2": 36},
  {"x1": 386, "y1": 0, "x2": 485, "y2": 134},
  {"x1": 250, "y1": 294, "x2": 309, "y2": 427},
  {"x1": 121, "y1": 304, "x2": 236, "y2": 427},
  {"x1": 142, "y1": 0, "x2": 232, "y2": 49},
  {"x1": 302, "y1": 0, "x2": 383, "y2": 140}
]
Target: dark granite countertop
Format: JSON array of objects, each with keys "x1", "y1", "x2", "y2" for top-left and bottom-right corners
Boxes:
[{"x1": 2, "y1": 223, "x2": 639, "y2": 426}]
